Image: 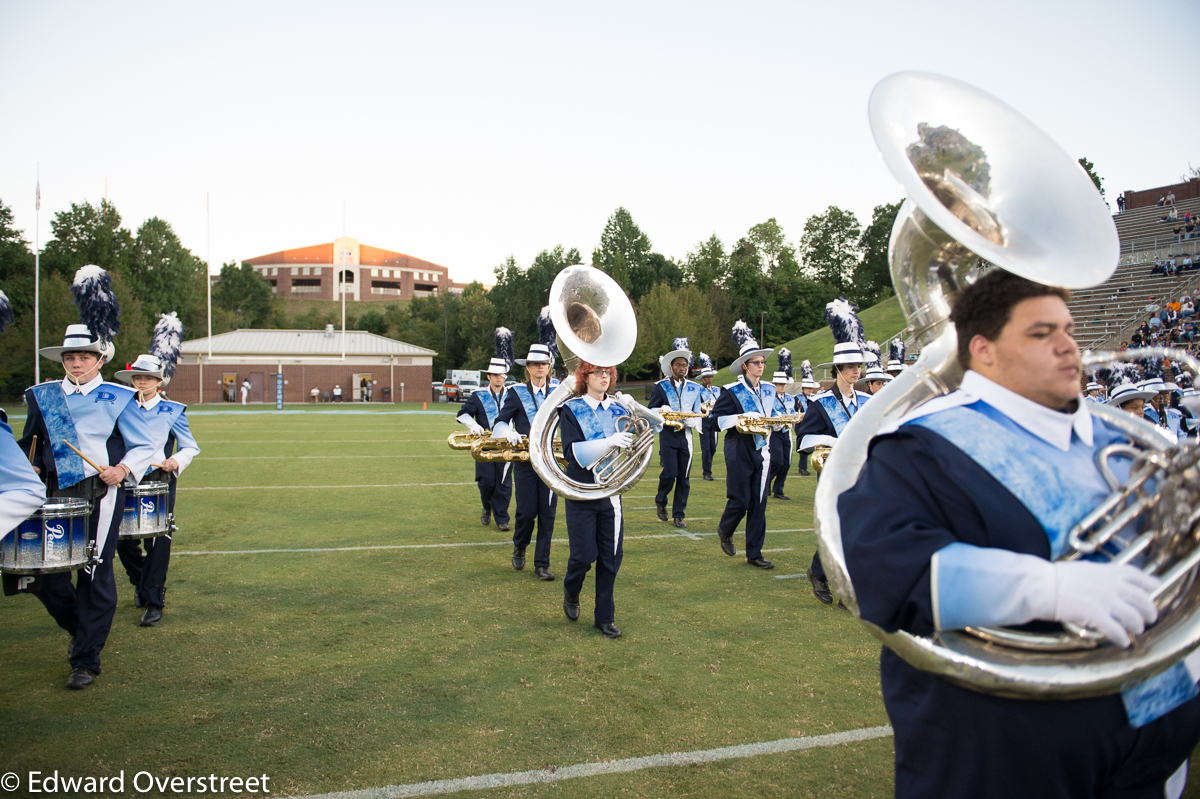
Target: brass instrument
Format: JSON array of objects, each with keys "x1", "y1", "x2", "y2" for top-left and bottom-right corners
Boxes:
[
  {"x1": 809, "y1": 445, "x2": 832, "y2": 475},
  {"x1": 810, "y1": 71, "x2": 1200, "y2": 700},
  {"x1": 661, "y1": 410, "x2": 706, "y2": 431},
  {"x1": 447, "y1": 430, "x2": 488, "y2": 450},
  {"x1": 527, "y1": 265, "x2": 663, "y2": 501},
  {"x1": 734, "y1": 413, "x2": 803, "y2": 436},
  {"x1": 470, "y1": 435, "x2": 563, "y2": 464},
  {"x1": 700, "y1": 397, "x2": 716, "y2": 415}
]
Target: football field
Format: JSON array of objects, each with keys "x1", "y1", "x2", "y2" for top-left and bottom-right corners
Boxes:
[{"x1": 0, "y1": 404, "x2": 1192, "y2": 798}]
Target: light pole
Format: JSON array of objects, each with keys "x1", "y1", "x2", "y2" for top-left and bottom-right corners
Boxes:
[{"x1": 760, "y1": 311, "x2": 766, "y2": 346}]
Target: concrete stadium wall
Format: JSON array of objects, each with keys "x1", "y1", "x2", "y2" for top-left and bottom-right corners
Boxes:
[{"x1": 167, "y1": 362, "x2": 434, "y2": 405}]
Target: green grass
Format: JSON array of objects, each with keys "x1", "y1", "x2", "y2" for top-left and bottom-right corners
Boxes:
[
  {"x1": 2, "y1": 403, "x2": 1197, "y2": 798},
  {"x1": 714, "y1": 296, "x2": 908, "y2": 385}
]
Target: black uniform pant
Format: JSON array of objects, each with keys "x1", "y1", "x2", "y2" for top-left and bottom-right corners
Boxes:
[
  {"x1": 563, "y1": 497, "x2": 624, "y2": 624},
  {"x1": 476, "y1": 461, "x2": 512, "y2": 525},
  {"x1": 512, "y1": 462, "x2": 556, "y2": 569},
  {"x1": 700, "y1": 420, "x2": 719, "y2": 477},
  {"x1": 654, "y1": 431, "x2": 693, "y2": 519},
  {"x1": 768, "y1": 432, "x2": 792, "y2": 496},
  {"x1": 35, "y1": 483, "x2": 123, "y2": 673},
  {"x1": 718, "y1": 438, "x2": 770, "y2": 560}
]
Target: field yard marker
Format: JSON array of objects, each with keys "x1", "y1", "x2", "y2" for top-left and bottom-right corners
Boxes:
[{"x1": 281, "y1": 725, "x2": 893, "y2": 799}]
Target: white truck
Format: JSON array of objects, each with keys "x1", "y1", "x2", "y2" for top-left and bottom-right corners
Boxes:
[{"x1": 442, "y1": 370, "x2": 482, "y2": 402}]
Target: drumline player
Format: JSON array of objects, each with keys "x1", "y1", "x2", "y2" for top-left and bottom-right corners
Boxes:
[
  {"x1": 647, "y1": 338, "x2": 704, "y2": 529},
  {"x1": 16, "y1": 268, "x2": 156, "y2": 690},
  {"x1": 457, "y1": 335, "x2": 514, "y2": 532},
  {"x1": 113, "y1": 349, "x2": 200, "y2": 628}
]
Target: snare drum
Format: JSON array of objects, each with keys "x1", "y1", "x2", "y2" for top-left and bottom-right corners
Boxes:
[
  {"x1": 1, "y1": 498, "x2": 93, "y2": 574},
  {"x1": 120, "y1": 481, "x2": 170, "y2": 539}
]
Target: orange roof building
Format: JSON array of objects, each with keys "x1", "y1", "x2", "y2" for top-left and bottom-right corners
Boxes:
[{"x1": 245, "y1": 237, "x2": 481, "y2": 301}]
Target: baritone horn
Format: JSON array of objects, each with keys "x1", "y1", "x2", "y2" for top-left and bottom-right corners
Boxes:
[
  {"x1": 527, "y1": 265, "x2": 663, "y2": 501},
  {"x1": 807, "y1": 71, "x2": 1200, "y2": 700}
]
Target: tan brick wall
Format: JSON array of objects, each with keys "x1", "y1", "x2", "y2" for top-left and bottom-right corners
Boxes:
[{"x1": 167, "y1": 362, "x2": 434, "y2": 405}]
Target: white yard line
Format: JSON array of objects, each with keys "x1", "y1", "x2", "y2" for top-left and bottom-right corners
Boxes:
[
  {"x1": 178, "y1": 483, "x2": 476, "y2": 491},
  {"x1": 202, "y1": 455, "x2": 455, "y2": 460},
  {"x1": 281, "y1": 726, "x2": 894, "y2": 799}
]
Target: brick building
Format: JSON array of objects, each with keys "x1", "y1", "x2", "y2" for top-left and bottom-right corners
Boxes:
[
  {"x1": 1122, "y1": 178, "x2": 1200, "y2": 211},
  {"x1": 170, "y1": 327, "x2": 437, "y2": 405},
  {"x1": 244, "y1": 236, "x2": 481, "y2": 301}
]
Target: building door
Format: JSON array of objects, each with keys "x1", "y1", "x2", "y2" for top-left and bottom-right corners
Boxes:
[
  {"x1": 249, "y1": 373, "x2": 265, "y2": 403},
  {"x1": 222, "y1": 373, "x2": 237, "y2": 402},
  {"x1": 352, "y1": 373, "x2": 373, "y2": 402}
]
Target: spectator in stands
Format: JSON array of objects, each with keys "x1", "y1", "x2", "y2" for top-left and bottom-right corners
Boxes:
[
  {"x1": 1175, "y1": 224, "x2": 1184, "y2": 241},
  {"x1": 1167, "y1": 191, "x2": 1176, "y2": 205},
  {"x1": 310, "y1": 386, "x2": 320, "y2": 403},
  {"x1": 1163, "y1": 207, "x2": 1179, "y2": 223},
  {"x1": 1120, "y1": 340, "x2": 1130, "y2": 352},
  {"x1": 1169, "y1": 298, "x2": 1182, "y2": 314},
  {"x1": 1150, "y1": 314, "x2": 1164, "y2": 331},
  {"x1": 1158, "y1": 195, "x2": 1167, "y2": 207},
  {"x1": 1186, "y1": 220, "x2": 1196, "y2": 240},
  {"x1": 1182, "y1": 295, "x2": 1195, "y2": 317},
  {"x1": 1117, "y1": 193, "x2": 1126, "y2": 213}
]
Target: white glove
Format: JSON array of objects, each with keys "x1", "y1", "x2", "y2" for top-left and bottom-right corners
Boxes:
[
  {"x1": 465, "y1": 420, "x2": 485, "y2": 436},
  {"x1": 1052, "y1": 561, "x2": 1160, "y2": 648},
  {"x1": 505, "y1": 430, "x2": 523, "y2": 447},
  {"x1": 686, "y1": 417, "x2": 702, "y2": 431},
  {"x1": 659, "y1": 405, "x2": 673, "y2": 415},
  {"x1": 614, "y1": 392, "x2": 639, "y2": 413},
  {"x1": 741, "y1": 411, "x2": 763, "y2": 419},
  {"x1": 609, "y1": 431, "x2": 635, "y2": 450}
]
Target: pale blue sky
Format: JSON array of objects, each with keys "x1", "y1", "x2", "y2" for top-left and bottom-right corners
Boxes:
[{"x1": 1, "y1": 1, "x2": 1196, "y2": 285}]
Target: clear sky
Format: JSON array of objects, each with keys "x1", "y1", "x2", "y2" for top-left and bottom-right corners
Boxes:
[{"x1": 1, "y1": 1, "x2": 1196, "y2": 285}]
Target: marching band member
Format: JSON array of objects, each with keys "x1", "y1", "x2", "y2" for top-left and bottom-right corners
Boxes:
[
  {"x1": 767, "y1": 370, "x2": 797, "y2": 501},
  {"x1": 860, "y1": 364, "x2": 893, "y2": 396},
  {"x1": 493, "y1": 339, "x2": 560, "y2": 581},
  {"x1": 557, "y1": 360, "x2": 647, "y2": 638},
  {"x1": 1084, "y1": 380, "x2": 1104, "y2": 402},
  {"x1": 647, "y1": 337, "x2": 703, "y2": 528},
  {"x1": 796, "y1": 299, "x2": 871, "y2": 605},
  {"x1": 112, "y1": 314, "x2": 199, "y2": 627},
  {"x1": 794, "y1": 360, "x2": 819, "y2": 476},
  {"x1": 840, "y1": 270, "x2": 1200, "y2": 799},
  {"x1": 710, "y1": 322, "x2": 776, "y2": 570},
  {"x1": 1105, "y1": 378, "x2": 1156, "y2": 418},
  {"x1": 696, "y1": 354, "x2": 722, "y2": 482},
  {"x1": 0, "y1": 290, "x2": 45, "y2": 538},
  {"x1": 15, "y1": 267, "x2": 155, "y2": 689},
  {"x1": 885, "y1": 339, "x2": 906, "y2": 378},
  {"x1": 457, "y1": 329, "x2": 514, "y2": 531}
]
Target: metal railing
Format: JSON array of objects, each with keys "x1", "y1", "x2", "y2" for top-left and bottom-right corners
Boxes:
[
  {"x1": 370, "y1": 287, "x2": 404, "y2": 296},
  {"x1": 290, "y1": 286, "x2": 323, "y2": 295},
  {"x1": 1079, "y1": 272, "x2": 1200, "y2": 350}
]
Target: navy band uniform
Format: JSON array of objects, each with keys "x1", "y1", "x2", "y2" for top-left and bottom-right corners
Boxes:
[
  {"x1": 457, "y1": 357, "x2": 513, "y2": 530},
  {"x1": 648, "y1": 357, "x2": 703, "y2": 524},
  {"x1": 697, "y1": 374, "x2": 722, "y2": 479},
  {"x1": 767, "y1": 372, "x2": 797, "y2": 499}
]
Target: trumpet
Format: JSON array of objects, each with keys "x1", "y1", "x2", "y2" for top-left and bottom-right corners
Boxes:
[
  {"x1": 447, "y1": 430, "x2": 488, "y2": 450},
  {"x1": 661, "y1": 410, "x2": 706, "y2": 431},
  {"x1": 735, "y1": 413, "x2": 803, "y2": 436}
]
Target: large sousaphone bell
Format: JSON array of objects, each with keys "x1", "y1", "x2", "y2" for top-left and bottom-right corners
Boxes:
[
  {"x1": 816, "y1": 71, "x2": 1200, "y2": 699},
  {"x1": 527, "y1": 265, "x2": 663, "y2": 501}
]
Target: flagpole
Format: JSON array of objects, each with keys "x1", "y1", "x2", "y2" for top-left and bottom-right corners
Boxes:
[
  {"x1": 341, "y1": 200, "x2": 346, "y2": 361},
  {"x1": 34, "y1": 165, "x2": 40, "y2": 385},
  {"x1": 207, "y1": 192, "x2": 212, "y2": 360}
]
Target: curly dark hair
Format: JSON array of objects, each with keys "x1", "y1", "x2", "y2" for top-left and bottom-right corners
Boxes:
[{"x1": 949, "y1": 270, "x2": 1072, "y2": 370}]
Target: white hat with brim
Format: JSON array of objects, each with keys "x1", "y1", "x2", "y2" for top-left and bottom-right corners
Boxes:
[
  {"x1": 862, "y1": 367, "x2": 892, "y2": 382},
  {"x1": 802, "y1": 377, "x2": 821, "y2": 389},
  {"x1": 114, "y1": 354, "x2": 166, "y2": 384},
  {"x1": 659, "y1": 349, "x2": 692, "y2": 378},
  {"x1": 700, "y1": 368, "x2": 718, "y2": 378},
  {"x1": 832, "y1": 342, "x2": 865, "y2": 365},
  {"x1": 39, "y1": 324, "x2": 111, "y2": 363},
  {"x1": 1138, "y1": 378, "x2": 1169, "y2": 393},
  {"x1": 886, "y1": 359, "x2": 905, "y2": 373},
  {"x1": 1085, "y1": 382, "x2": 1102, "y2": 392},
  {"x1": 730, "y1": 343, "x2": 773, "y2": 377},
  {"x1": 516, "y1": 344, "x2": 553, "y2": 365},
  {"x1": 484, "y1": 358, "x2": 509, "y2": 376},
  {"x1": 772, "y1": 371, "x2": 790, "y2": 384},
  {"x1": 1107, "y1": 383, "x2": 1157, "y2": 406}
]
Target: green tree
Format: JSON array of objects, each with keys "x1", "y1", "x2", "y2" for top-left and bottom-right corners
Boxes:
[
  {"x1": 852, "y1": 200, "x2": 902, "y2": 306},
  {"x1": 592, "y1": 208, "x2": 651, "y2": 294},
  {"x1": 40, "y1": 199, "x2": 134, "y2": 280},
  {"x1": 685, "y1": 235, "x2": 727, "y2": 292},
  {"x1": 456, "y1": 282, "x2": 497, "y2": 367},
  {"x1": 130, "y1": 217, "x2": 206, "y2": 326},
  {"x1": 358, "y1": 309, "x2": 389, "y2": 336},
  {"x1": 627, "y1": 284, "x2": 719, "y2": 380},
  {"x1": 488, "y1": 246, "x2": 581, "y2": 356},
  {"x1": 1078, "y1": 157, "x2": 1105, "y2": 197},
  {"x1": 724, "y1": 238, "x2": 773, "y2": 336},
  {"x1": 748, "y1": 218, "x2": 795, "y2": 276},
  {"x1": 212, "y1": 261, "x2": 275, "y2": 328},
  {"x1": 799, "y1": 206, "x2": 861, "y2": 296}
]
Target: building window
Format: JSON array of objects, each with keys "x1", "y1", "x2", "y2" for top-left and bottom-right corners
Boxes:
[
  {"x1": 433, "y1": 273, "x2": 439, "y2": 281},
  {"x1": 271, "y1": 267, "x2": 278, "y2": 276},
  {"x1": 302, "y1": 266, "x2": 311, "y2": 275},
  {"x1": 314, "y1": 267, "x2": 322, "y2": 275},
  {"x1": 371, "y1": 268, "x2": 379, "y2": 277},
  {"x1": 339, "y1": 270, "x2": 355, "y2": 284},
  {"x1": 291, "y1": 267, "x2": 299, "y2": 275}
]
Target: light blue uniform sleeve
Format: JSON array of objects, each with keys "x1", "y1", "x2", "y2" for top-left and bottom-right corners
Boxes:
[
  {"x1": 116, "y1": 398, "x2": 158, "y2": 480},
  {"x1": 0, "y1": 420, "x2": 47, "y2": 538},
  {"x1": 169, "y1": 410, "x2": 201, "y2": 474},
  {"x1": 573, "y1": 438, "x2": 615, "y2": 470},
  {"x1": 931, "y1": 542, "x2": 1054, "y2": 631}
]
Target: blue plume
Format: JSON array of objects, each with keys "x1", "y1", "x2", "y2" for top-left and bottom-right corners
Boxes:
[
  {"x1": 777, "y1": 348, "x2": 792, "y2": 377},
  {"x1": 732, "y1": 320, "x2": 756, "y2": 351},
  {"x1": 71, "y1": 265, "x2": 121, "y2": 343},
  {"x1": 889, "y1": 338, "x2": 905, "y2": 364},
  {"x1": 0, "y1": 289, "x2": 12, "y2": 334},
  {"x1": 495, "y1": 327, "x2": 515, "y2": 370},
  {"x1": 537, "y1": 307, "x2": 560, "y2": 363},
  {"x1": 824, "y1": 298, "x2": 864, "y2": 347},
  {"x1": 801, "y1": 360, "x2": 815, "y2": 383},
  {"x1": 696, "y1": 352, "x2": 714, "y2": 371},
  {"x1": 150, "y1": 312, "x2": 185, "y2": 378}
]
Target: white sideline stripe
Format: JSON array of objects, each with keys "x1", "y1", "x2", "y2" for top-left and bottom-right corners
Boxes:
[
  {"x1": 283, "y1": 726, "x2": 894, "y2": 799},
  {"x1": 775, "y1": 573, "x2": 806, "y2": 579},
  {"x1": 178, "y1": 483, "x2": 476, "y2": 491},
  {"x1": 203, "y1": 455, "x2": 454, "y2": 460},
  {"x1": 173, "y1": 530, "x2": 811, "y2": 557},
  {"x1": 202, "y1": 439, "x2": 453, "y2": 444}
]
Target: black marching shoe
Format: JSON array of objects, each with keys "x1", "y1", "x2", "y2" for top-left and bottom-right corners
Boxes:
[
  {"x1": 534, "y1": 566, "x2": 555, "y2": 582},
  {"x1": 66, "y1": 667, "x2": 97, "y2": 690},
  {"x1": 797, "y1": 468, "x2": 811, "y2": 476},
  {"x1": 512, "y1": 547, "x2": 526, "y2": 571},
  {"x1": 139, "y1": 607, "x2": 163, "y2": 627},
  {"x1": 656, "y1": 502, "x2": 668, "y2": 522},
  {"x1": 497, "y1": 522, "x2": 510, "y2": 532},
  {"x1": 748, "y1": 557, "x2": 775, "y2": 569},
  {"x1": 702, "y1": 473, "x2": 714, "y2": 481},
  {"x1": 563, "y1": 592, "x2": 580, "y2": 621},
  {"x1": 674, "y1": 517, "x2": 688, "y2": 529},
  {"x1": 772, "y1": 493, "x2": 790, "y2": 500},
  {"x1": 481, "y1": 511, "x2": 491, "y2": 526},
  {"x1": 807, "y1": 566, "x2": 834, "y2": 604},
  {"x1": 594, "y1": 621, "x2": 622, "y2": 639},
  {"x1": 718, "y1": 530, "x2": 736, "y2": 557}
]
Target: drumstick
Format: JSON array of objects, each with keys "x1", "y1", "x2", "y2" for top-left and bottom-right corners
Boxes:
[
  {"x1": 27, "y1": 434, "x2": 37, "y2": 463},
  {"x1": 62, "y1": 440, "x2": 105, "y2": 474},
  {"x1": 151, "y1": 463, "x2": 164, "y2": 469}
]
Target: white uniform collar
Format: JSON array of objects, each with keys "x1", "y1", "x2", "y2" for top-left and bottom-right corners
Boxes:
[
  {"x1": 138, "y1": 393, "x2": 162, "y2": 410},
  {"x1": 581, "y1": 393, "x2": 615, "y2": 411},
  {"x1": 740, "y1": 375, "x2": 765, "y2": 392},
  {"x1": 530, "y1": 382, "x2": 548, "y2": 397},
  {"x1": 671, "y1": 377, "x2": 686, "y2": 389},
  {"x1": 61, "y1": 374, "x2": 104, "y2": 396},
  {"x1": 960, "y1": 370, "x2": 1092, "y2": 451}
]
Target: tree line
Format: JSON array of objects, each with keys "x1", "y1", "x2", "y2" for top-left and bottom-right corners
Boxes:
[{"x1": 0, "y1": 195, "x2": 900, "y2": 397}]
